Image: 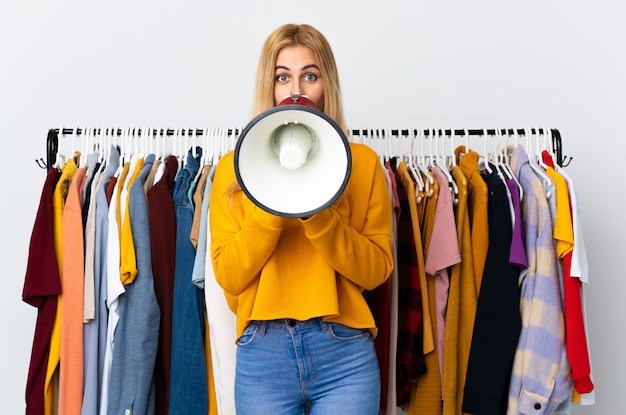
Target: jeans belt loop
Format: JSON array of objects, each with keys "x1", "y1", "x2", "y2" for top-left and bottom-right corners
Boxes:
[
  {"x1": 258, "y1": 320, "x2": 267, "y2": 336},
  {"x1": 319, "y1": 318, "x2": 330, "y2": 333}
]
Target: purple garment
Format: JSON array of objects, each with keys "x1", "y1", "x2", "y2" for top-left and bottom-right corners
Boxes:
[{"x1": 507, "y1": 178, "x2": 528, "y2": 269}]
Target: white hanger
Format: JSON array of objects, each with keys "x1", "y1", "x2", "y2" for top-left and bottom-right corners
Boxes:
[
  {"x1": 445, "y1": 128, "x2": 457, "y2": 169},
  {"x1": 202, "y1": 127, "x2": 211, "y2": 166},
  {"x1": 193, "y1": 128, "x2": 207, "y2": 183},
  {"x1": 437, "y1": 129, "x2": 459, "y2": 204},
  {"x1": 523, "y1": 126, "x2": 552, "y2": 198},
  {"x1": 97, "y1": 126, "x2": 107, "y2": 167},
  {"x1": 501, "y1": 128, "x2": 524, "y2": 201},
  {"x1": 406, "y1": 129, "x2": 425, "y2": 203},
  {"x1": 175, "y1": 127, "x2": 185, "y2": 170},
  {"x1": 481, "y1": 128, "x2": 493, "y2": 174},
  {"x1": 535, "y1": 125, "x2": 550, "y2": 170},
  {"x1": 417, "y1": 129, "x2": 434, "y2": 197},
  {"x1": 78, "y1": 126, "x2": 89, "y2": 168}
]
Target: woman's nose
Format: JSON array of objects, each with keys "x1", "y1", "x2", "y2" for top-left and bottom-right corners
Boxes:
[{"x1": 291, "y1": 79, "x2": 303, "y2": 94}]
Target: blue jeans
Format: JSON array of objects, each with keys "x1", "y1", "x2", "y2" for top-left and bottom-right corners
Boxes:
[{"x1": 235, "y1": 318, "x2": 381, "y2": 415}]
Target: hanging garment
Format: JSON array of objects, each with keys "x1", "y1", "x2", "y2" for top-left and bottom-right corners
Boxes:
[
  {"x1": 82, "y1": 152, "x2": 101, "y2": 322},
  {"x1": 147, "y1": 154, "x2": 178, "y2": 415},
  {"x1": 46, "y1": 158, "x2": 77, "y2": 415},
  {"x1": 107, "y1": 154, "x2": 160, "y2": 414},
  {"x1": 507, "y1": 146, "x2": 572, "y2": 414},
  {"x1": 205, "y1": 205, "x2": 238, "y2": 415},
  {"x1": 100, "y1": 160, "x2": 127, "y2": 415},
  {"x1": 169, "y1": 147, "x2": 208, "y2": 414},
  {"x1": 407, "y1": 172, "x2": 443, "y2": 415},
  {"x1": 191, "y1": 164, "x2": 219, "y2": 415},
  {"x1": 119, "y1": 155, "x2": 143, "y2": 286},
  {"x1": 427, "y1": 166, "x2": 462, "y2": 392},
  {"x1": 391, "y1": 161, "x2": 427, "y2": 408},
  {"x1": 456, "y1": 148, "x2": 489, "y2": 295},
  {"x1": 88, "y1": 147, "x2": 120, "y2": 415},
  {"x1": 369, "y1": 159, "x2": 393, "y2": 414},
  {"x1": 81, "y1": 153, "x2": 103, "y2": 415},
  {"x1": 59, "y1": 167, "x2": 87, "y2": 415},
  {"x1": 442, "y1": 166, "x2": 477, "y2": 415},
  {"x1": 23, "y1": 168, "x2": 61, "y2": 415},
  {"x1": 383, "y1": 160, "x2": 401, "y2": 415},
  {"x1": 463, "y1": 167, "x2": 522, "y2": 415},
  {"x1": 557, "y1": 166, "x2": 595, "y2": 406}
]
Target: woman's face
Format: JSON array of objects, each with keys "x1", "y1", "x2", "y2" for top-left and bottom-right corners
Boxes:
[{"x1": 273, "y1": 45, "x2": 324, "y2": 110}]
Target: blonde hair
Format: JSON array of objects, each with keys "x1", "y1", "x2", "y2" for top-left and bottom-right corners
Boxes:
[{"x1": 252, "y1": 23, "x2": 346, "y2": 132}]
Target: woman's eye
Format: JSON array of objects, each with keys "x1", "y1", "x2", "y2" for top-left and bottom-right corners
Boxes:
[
  {"x1": 303, "y1": 73, "x2": 318, "y2": 82},
  {"x1": 276, "y1": 74, "x2": 289, "y2": 83}
]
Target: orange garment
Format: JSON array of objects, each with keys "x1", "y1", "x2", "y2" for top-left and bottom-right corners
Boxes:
[
  {"x1": 190, "y1": 165, "x2": 211, "y2": 249},
  {"x1": 59, "y1": 168, "x2": 87, "y2": 414},
  {"x1": 456, "y1": 148, "x2": 489, "y2": 295},
  {"x1": 119, "y1": 157, "x2": 143, "y2": 285},
  {"x1": 407, "y1": 176, "x2": 443, "y2": 415},
  {"x1": 205, "y1": 313, "x2": 217, "y2": 415},
  {"x1": 46, "y1": 158, "x2": 77, "y2": 415},
  {"x1": 442, "y1": 167, "x2": 478, "y2": 415},
  {"x1": 398, "y1": 163, "x2": 434, "y2": 354},
  {"x1": 408, "y1": 276, "x2": 444, "y2": 415}
]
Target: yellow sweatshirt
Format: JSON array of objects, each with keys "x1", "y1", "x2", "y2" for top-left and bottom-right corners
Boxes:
[{"x1": 209, "y1": 143, "x2": 394, "y2": 339}]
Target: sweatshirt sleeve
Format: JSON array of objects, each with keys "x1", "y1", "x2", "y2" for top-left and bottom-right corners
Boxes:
[
  {"x1": 300, "y1": 145, "x2": 394, "y2": 291},
  {"x1": 209, "y1": 152, "x2": 286, "y2": 296}
]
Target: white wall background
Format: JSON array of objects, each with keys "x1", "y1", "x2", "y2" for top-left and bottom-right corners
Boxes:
[{"x1": 1, "y1": 1, "x2": 624, "y2": 413}]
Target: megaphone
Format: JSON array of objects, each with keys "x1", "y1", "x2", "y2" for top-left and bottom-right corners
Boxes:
[{"x1": 234, "y1": 95, "x2": 352, "y2": 218}]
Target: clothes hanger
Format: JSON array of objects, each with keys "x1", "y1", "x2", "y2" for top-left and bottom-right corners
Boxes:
[
  {"x1": 417, "y1": 128, "x2": 434, "y2": 197},
  {"x1": 445, "y1": 128, "x2": 457, "y2": 170},
  {"x1": 192, "y1": 127, "x2": 206, "y2": 183},
  {"x1": 405, "y1": 128, "x2": 425, "y2": 203},
  {"x1": 175, "y1": 127, "x2": 185, "y2": 170},
  {"x1": 78, "y1": 126, "x2": 88, "y2": 169},
  {"x1": 523, "y1": 126, "x2": 552, "y2": 198},
  {"x1": 434, "y1": 128, "x2": 459, "y2": 204},
  {"x1": 535, "y1": 125, "x2": 550, "y2": 170},
  {"x1": 481, "y1": 128, "x2": 493, "y2": 174},
  {"x1": 499, "y1": 128, "x2": 523, "y2": 201}
]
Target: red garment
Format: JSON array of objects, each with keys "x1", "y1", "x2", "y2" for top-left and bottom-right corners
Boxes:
[
  {"x1": 23, "y1": 168, "x2": 61, "y2": 415},
  {"x1": 147, "y1": 155, "x2": 179, "y2": 415},
  {"x1": 394, "y1": 165, "x2": 426, "y2": 406},
  {"x1": 542, "y1": 151, "x2": 594, "y2": 394}
]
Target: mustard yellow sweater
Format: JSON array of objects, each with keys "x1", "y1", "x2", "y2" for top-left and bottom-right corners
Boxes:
[{"x1": 209, "y1": 143, "x2": 394, "y2": 339}]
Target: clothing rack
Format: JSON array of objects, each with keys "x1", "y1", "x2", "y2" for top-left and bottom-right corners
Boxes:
[{"x1": 40, "y1": 126, "x2": 571, "y2": 171}]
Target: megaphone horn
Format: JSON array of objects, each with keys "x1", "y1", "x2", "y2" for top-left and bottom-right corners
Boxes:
[{"x1": 234, "y1": 96, "x2": 352, "y2": 218}]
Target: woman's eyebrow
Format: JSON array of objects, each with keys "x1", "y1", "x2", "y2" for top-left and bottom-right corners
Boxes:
[{"x1": 275, "y1": 64, "x2": 320, "y2": 71}]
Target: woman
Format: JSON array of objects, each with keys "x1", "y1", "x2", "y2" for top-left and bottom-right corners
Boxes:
[{"x1": 209, "y1": 23, "x2": 394, "y2": 414}]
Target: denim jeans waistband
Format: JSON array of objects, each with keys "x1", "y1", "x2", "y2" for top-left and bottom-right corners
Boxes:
[{"x1": 252, "y1": 318, "x2": 328, "y2": 335}]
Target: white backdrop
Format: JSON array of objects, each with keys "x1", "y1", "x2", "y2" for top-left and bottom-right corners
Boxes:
[{"x1": 1, "y1": 1, "x2": 624, "y2": 413}]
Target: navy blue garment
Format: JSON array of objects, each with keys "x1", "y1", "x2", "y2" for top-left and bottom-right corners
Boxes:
[
  {"x1": 463, "y1": 167, "x2": 522, "y2": 415},
  {"x1": 169, "y1": 147, "x2": 208, "y2": 414}
]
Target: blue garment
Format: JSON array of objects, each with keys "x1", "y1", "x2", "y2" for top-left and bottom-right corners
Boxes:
[
  {"x1": 235, "y1": 318, "x2": 381, "y2": 415},
  {"x1": 169, "y1": 148, "x2": 208, "y2": 415},
  {"x1": 89, "y1": 146, "x2": 119, "y2": 414},
  {"x1": 107, "y1": 154, "x2": 160, "y2": 415},
  {"x1": 191, "y1": 164, "x2": 216, "y2": 289}
]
